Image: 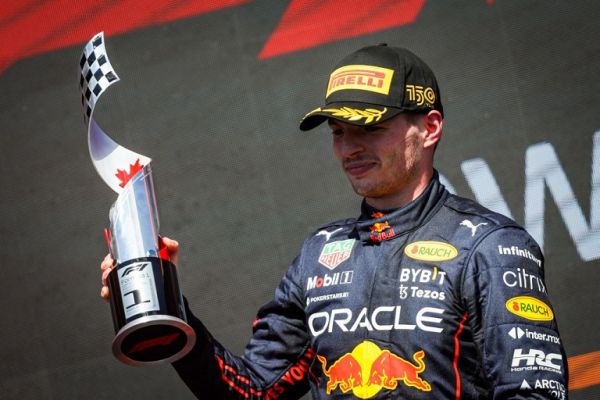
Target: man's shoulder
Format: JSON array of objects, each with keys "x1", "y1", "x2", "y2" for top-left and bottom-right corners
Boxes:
[
  {"x1": 298, "y1": 217, "x2": 358, "y2": 249},
  {"x1": 441, "y1": 194, "x2": 542, "y2": 258},
  {"x1": 442, "y1": 193, "x2": 520, "y2": 229}
]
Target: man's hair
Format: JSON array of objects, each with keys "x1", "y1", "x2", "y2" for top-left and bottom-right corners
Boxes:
[{"x1": 404, "y1": 110, "x2": 429, "y2": 125}]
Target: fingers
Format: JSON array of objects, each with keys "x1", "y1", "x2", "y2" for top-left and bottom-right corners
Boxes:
[
  {"x1": 100, "y1": 253, "x2": 115, "y2": 302},
  {"x1": 101, "y1": 266, "x2": 113, "y2": 286},
  {"x1": 161, "y1": 236, "x2": 180, "y2": 265},
  {"x1": 100, "y1": 285, "x2": 110, "y2": 301},
  {"x1": 101, "y1": 254, "x2": 115, "y2": 285},
  {"x1": 161, "y1": 236, "x2": 179, "y2": 252},
  {"x1": 101, "y1": 253, "x2": 114, "y2": 271}
]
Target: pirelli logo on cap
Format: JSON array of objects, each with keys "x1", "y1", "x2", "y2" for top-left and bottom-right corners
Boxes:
[{"x1": 326, "y1": 65, "x2": 394, "y2": 98}]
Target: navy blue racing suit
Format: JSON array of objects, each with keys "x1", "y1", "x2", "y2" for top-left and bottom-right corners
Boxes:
[{"x1": 174, "y1": 171, "x2": 568, "y2": 399}]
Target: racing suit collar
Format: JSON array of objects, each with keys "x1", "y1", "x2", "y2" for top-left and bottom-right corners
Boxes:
[{"x1": 356, "y1": 170, "x2": 447, "y2": 243}]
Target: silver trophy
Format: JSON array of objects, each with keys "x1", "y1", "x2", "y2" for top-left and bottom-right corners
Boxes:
[{"x1": 79, "y1": 32, "x2": 195, "y2": 366}]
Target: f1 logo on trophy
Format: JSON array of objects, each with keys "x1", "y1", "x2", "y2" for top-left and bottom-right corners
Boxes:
[{"x1": 79, "y1": 32, "x2": 195, "y2": 366}]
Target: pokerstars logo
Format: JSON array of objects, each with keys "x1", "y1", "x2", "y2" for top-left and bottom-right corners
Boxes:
[{"x1": 307, "y1": 271, "x2": 354, "y2": 290}]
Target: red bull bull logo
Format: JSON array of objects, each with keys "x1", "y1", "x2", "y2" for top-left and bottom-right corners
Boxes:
[
  {"x1": 369, "y1": 221, "x2": 396, "y2": 242},
  {"x1": 317, "y1": 353, "x2": 363, "y2": 394},
  {"x1": 317, "y1": 341, "x2": 431, "y2": 398},
  {"x1": 368, "y1": 349, "x2": 431, "y2": 392},
  {"x1": 370, "y1": 221, "x2": 391, "y2": 233}
]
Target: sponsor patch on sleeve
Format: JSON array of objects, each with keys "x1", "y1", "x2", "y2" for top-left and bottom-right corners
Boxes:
[{"x1": 505, "y1": 296, "x2": 554, "y2": 321}]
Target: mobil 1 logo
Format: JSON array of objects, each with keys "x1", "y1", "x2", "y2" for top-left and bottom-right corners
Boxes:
[{"x1": 117, "y1": 261, "x2": 160, "y2": 319}]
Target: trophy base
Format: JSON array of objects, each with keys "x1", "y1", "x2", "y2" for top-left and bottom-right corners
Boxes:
[
  {"x1": 107, "y1": 256, "x2": 196, "y2": 367},
  {"x1": 112, "y1": 314, "x2": 196, "y2": 367}
]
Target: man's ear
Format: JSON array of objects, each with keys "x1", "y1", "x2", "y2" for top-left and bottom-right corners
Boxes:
[{"x1": 423, "y1": 110, "x2": 443, "y2": 149}]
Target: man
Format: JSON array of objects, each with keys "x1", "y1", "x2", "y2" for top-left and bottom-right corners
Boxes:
[{"x1": 101, "y1": 44, "x2": 568, "y2": 399}]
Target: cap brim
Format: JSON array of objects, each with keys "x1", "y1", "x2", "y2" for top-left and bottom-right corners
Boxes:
[{"x1": 299, "y1": 103, "x2": 403, "y2": 131}]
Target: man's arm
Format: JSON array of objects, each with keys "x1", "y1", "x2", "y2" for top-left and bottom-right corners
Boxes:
[
  {"x1": 462, "y1": 226, "x2": 569, "y2": 399},
  {"x1": 101, "y1": 239, "x2": 313, "y2": 400},
  {"x1": 173, "y1": 266, "x2": 313, "y2": 399}
]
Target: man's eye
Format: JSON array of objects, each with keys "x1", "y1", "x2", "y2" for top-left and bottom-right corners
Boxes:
[{"x1": 364, "y1": 126, "x2": 384, "y2": 133}]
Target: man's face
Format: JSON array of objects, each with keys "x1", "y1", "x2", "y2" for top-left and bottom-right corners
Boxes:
[{"x1": 329, "y1": 113, "x2": 429, "y2": 207}]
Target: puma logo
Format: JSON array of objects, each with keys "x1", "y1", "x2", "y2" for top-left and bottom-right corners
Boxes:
[
  {"x1": 460, "y1": 220, "x2": 487, "y2": 236},
  {"x1": 316, "y1": 228, "x2": 343, "y2": 241}
]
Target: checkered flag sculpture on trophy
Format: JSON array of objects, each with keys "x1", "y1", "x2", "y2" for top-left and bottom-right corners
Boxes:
[{"x1": 80, "y1": 32, "x2": 195, "y2": 366}]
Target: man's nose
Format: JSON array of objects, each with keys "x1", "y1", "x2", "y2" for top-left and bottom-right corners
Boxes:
[{"x1": 336, "y1": 130, "x2": 365, "y2": 158}]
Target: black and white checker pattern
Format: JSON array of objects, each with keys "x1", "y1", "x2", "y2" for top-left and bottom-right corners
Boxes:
[{"x1": 79, "y1": 32, "x2": 119, "y2": 123}]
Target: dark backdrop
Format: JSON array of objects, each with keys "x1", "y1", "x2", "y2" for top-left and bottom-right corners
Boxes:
[{"x1": 1, "y1": 1, "x2": 598, "y2": 399}]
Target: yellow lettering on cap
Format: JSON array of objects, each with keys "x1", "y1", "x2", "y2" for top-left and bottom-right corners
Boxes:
[{"x1": 326, "y1": 65, "x2": 394, "y2": 98}]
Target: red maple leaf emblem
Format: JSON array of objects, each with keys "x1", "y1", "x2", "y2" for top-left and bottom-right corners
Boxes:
[{"x1": 115, "y1": 159, "x2": 144, "y2": 188}]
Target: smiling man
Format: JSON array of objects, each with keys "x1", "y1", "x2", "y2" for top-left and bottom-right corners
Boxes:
[
  {"x1": 102, "y1": 44, "x2": 569, "y2": 399},
  {"x1": 328, "y1": 112, "x2": 438, "y2": 209}
]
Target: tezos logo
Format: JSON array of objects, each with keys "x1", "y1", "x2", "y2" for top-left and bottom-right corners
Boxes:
[{"x1": 404, "y1": 241, "x2": 458, "y2": 262}]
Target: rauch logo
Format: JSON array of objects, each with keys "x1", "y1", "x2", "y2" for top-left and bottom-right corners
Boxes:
[
  {"x1": 404, "y1": 241, "x2": 458, "y2": 262},
  {"x1": 505, "y1": 296, "x2": 554, "y2": 321}
]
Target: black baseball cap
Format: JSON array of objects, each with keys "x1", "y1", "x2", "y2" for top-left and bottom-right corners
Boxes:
[{"x1": 299, "y1": 44, "x2": 443, "y2": 131}]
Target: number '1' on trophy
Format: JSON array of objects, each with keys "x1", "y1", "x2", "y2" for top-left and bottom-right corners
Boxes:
[{"x1": 79, "y1": 32, "x2": 195, "y2": 366}]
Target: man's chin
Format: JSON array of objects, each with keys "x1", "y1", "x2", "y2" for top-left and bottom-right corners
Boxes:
[{"x1": 349, "y1": 181, "x2": 381, "y2": 198}]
